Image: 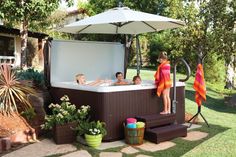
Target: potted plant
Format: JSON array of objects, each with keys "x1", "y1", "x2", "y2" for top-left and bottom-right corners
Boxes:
[
  {"x1": 41, "y1": 95, "x2": 90, "y2": 144},
  {"x1": 76, "y1": 120, "x2": 107, "y2": 148}
]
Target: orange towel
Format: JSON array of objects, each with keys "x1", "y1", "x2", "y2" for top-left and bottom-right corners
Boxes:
[
  {"x1": 193, "y1": 64, "x2": 206, "y2": 106},
  {"x1": 154, "y1": 61, "x2": 172, "y2": 96}
]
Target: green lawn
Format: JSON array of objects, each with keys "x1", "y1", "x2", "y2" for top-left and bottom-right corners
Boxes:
[
  {"x1": 74, "y1": 69, "x2": 236, "y2": 157},
  {"x1": 125, "y1": 69, "x2": 236, "y2": 157}
]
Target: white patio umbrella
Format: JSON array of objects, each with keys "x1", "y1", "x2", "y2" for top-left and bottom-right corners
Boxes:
[
  {"x1": 58, "y1": 6, "x2": 185, "y2": 75},
  {"x1": 59, "y1": 7, "x2": 185, "y2": 34}
]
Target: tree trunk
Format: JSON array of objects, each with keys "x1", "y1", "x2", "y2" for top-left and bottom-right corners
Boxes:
[
  {"x1": 225, "y1": 57, "x2": 235, "y2": 89},
  {"x1": 38, "y1": 38, "x2": 44, "y2": 68},
  {"x1": 20, "y1": 18, "x2": 29, "y2": 68}
]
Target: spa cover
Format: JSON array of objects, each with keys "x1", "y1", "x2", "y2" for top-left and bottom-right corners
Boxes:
[{"x1": 50, "y1": 40, "x2": 124, "y2": 82}]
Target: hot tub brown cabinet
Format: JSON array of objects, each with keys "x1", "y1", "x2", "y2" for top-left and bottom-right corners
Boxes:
[{"x1": 50, "y1": 85, "x2": 185, "y2": 141}]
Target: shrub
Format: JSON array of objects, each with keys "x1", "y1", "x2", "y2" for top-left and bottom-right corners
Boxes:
[
  {"x1": 204, "y1": 53, "x2": 225, "y2": 83},
  {"x1": 17, "y1": 68, "x2": 44, "y2": 87},
  {"x1": 0, "y1": 64, "x2": 35, "y2": 114}
]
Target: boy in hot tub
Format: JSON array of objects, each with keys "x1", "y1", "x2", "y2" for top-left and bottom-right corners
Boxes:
[
  {"x1": 76, "y1": 74, "x2": 105, "y2": 86},
  {"x1": 114, "y1": 72, "x2": 129, "y2": 85}
]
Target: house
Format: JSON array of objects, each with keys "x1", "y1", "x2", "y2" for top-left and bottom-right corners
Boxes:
[{"x1": 0, "y1": 25, "x2": 48, "y2": 68}]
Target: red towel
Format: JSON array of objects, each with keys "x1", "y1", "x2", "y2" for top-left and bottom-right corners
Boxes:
[
  {"x1": 193, "y1": 64, "x2": 206, "y2": 106},
  {"x1": 154, "y1": 61, "x2": 172, "y2": 96}
]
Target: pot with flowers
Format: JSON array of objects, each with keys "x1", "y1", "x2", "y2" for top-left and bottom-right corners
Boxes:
[
  {"x1": 76, "y1": 120, "x2": 107, "y2": 148},
  {"x1": 41, "y1": 95, "x2": 90, "y2": 144}
]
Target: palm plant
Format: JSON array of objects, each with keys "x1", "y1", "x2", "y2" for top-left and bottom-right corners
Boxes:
[{"x1": 0, "y1": 64, "x2": 35, "y2": 114}]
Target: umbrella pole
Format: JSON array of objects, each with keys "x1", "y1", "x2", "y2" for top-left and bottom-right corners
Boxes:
[{"x1": 136, "y1": 35, "x2": 140, "y2": 76}]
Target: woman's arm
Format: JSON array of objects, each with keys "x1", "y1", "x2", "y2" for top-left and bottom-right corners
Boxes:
[{"x1": 86, "y1": 79, "x2": 104, "y2": 86}]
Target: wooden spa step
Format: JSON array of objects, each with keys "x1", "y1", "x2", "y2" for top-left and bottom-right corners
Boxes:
[
  {"x1": 136, "y1": 114, "x2": 176, "y2": 128},
  {"x1": 144, "y1": 124, "x2": 187, "y2": 144}
]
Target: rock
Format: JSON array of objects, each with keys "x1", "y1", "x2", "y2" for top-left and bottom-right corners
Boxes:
[
  {"x1": 224, "y1": 95, "x2": 236, "y2": 107},
  {"x1": 0, "y1": 137, "x2": 11, "y2": 153},
  {"x1": 182, "y1": 131, "x2": 208, "y2": 141},
  {"x1": 0, "y1": 113, "x2": 37, "y2": 144},
  {"x1": 185, "y1": 112, "x2": 200, "y2": 124}
]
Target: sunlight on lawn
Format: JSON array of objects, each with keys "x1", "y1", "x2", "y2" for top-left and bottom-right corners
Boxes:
[{"x1": 127, "y1": 68, "x2": 236, "y2": 157}]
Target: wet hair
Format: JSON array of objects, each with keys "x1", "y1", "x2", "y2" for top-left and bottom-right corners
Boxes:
[
  {"x1": 115, "y1": 72, "x2": 123, "y2": 78},
  {"x1": 75, "y1": 74, "x2": 84, "y2": 83},
  {"x1": 158, "y1": 51, "x2": 168, "y2": 60},
  {"x1": 133, "y1": 75, "x2": 141, "y2": 82}
]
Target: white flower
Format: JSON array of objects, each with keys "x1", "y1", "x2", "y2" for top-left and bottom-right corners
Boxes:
[
  {"x1": 65, "y1": 102, "x2": 71, "y2": 105},
  {"x1": 81, "y1": 105, "x2": 90, "y2": 112},
  {"x1": 48, "y1": 103, "x2": 55, "y2": 108},
  {"x1": 59, "y1": 109, "x2": 65, "y2": 112},
  {"x1": 89, "y1": 129, "x2": 92, "y2": 132},
  {"x1": 55, "y1": 104, "x2": 61, "y2": 108},
  {"x1": 60, "y1": 96, "x2": 65, "y2": 101},
  {"x1": 62, "y1": 111, "x2": 69, "y2": 115},
  {"x1": 60, "y1": 95, "x2": 69, "y2": 101},
  {"x1": 70, "y1": 105, "x2": 76, "y2": 110},
  {"x1": 65, "y1": 95, "x2": 69, "y2": 101},
  {"x1": 57, "y1": 113, "x2": 63, "y2": 119}
]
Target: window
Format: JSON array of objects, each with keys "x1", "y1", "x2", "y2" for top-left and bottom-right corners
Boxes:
[{"x1": 0, "y1": 35, "x2": 15, "y2": 56}]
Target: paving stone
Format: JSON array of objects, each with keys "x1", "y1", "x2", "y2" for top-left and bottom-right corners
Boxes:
[
  {"x1": 183, "y1": 123, "x2": 202, "y2": 131},
  {"x1": 97, "y1": 140, "x2": 126, "y2": 150},
  {"x1": 136, "y1": 141, "x2": 176, "y2": 152},
  {"x1": 182, "y1": 131, "x2": 208, "y2": 141},
  {"x1": 136, "y1": 154, "x2": 153, "y2": 157},
  {"x1": 121, "y1": 146, "x2": 139, "y2": 154},
  {"x1": 61, "y1": 150, "x2": 91, "y2": 157},
  {"x1": 99, "y1": 152, "x2": 122, "y2": 157},
  {"x1": 3, "y1": 139, "x2": 77, "y2": 157}
]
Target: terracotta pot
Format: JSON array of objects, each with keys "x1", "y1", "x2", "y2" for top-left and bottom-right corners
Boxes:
[
  {"x1": 85, "y1": 134, "x2": 102, "y2": 148},
  {"x1": 52, "y1": 122, "x2": 77, "y2": 144}
]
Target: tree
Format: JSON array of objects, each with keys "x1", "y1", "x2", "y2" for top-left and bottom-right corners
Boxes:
[
  {"x1": 0, "y1": 0, "x2": 73, "y2": 67},
  {"x1": 208, "y1": 0, "x2": 236, "y2": 88}
]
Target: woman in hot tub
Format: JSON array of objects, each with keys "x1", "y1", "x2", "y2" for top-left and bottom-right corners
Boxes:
[{"x1": 76, "y1": 74, "x2": 106, "y2": 86}]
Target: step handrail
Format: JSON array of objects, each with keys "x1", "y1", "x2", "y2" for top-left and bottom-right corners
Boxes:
[{"x1": 172, "y1": 58, "x2": 191, "y2": 114}]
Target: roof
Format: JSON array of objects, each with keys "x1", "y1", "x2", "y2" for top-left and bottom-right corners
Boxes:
[{"x1": 0, "y1": 25, "x2": 48, "y2": 39}]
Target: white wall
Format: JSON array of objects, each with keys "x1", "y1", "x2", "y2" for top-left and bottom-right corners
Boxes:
[{"x1": 50, "y1": 39, "x2": 125, "y2": 82}]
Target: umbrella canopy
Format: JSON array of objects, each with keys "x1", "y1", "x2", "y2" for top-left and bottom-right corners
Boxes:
[{"x1": 59, "y1": 6, "x2": 185, "y2": 34}]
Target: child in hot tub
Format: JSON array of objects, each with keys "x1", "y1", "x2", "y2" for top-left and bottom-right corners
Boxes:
[
  {"x1": 76, "y1": 74, "x2": 106, "y2": 86},
  {"x1": 114, "y1": 72, "x2": 129, "y2": 85},
  {"x1": 133, "y1": 75, "x2": 142, "y2": 85}
]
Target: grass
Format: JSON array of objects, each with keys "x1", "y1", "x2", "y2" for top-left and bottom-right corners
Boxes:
[
  {"x1": 72, "y1": 68, "x2": 235, "y2": 157},
  {"x1": 126, "y1": 69, "x2": 236, "y2": 157}
]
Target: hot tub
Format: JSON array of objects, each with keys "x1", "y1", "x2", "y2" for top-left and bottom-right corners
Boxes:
[
  {"x1": 50, "y1": 80, "x2": 185, "y2": 141},
  {"x1": 45, "y1": 40, "x2": 186, "y2": 141}
]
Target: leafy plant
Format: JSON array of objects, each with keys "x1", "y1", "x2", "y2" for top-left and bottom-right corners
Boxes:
[
  {"x1": 0, "y1": 64, "x2": 35, "y2": 114},
  {"x1": 17, "y1": 68, "x2": 44, "y2": 87},
  {"x1": 76, "y1": 120, "x2": 107, "y2": 137},
  {"x1": 20, "y1": 107, "x2": 36, "y2": 121},
  {"x1": 41, "y1": 95, "x2": 90, "y2": 130}
]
